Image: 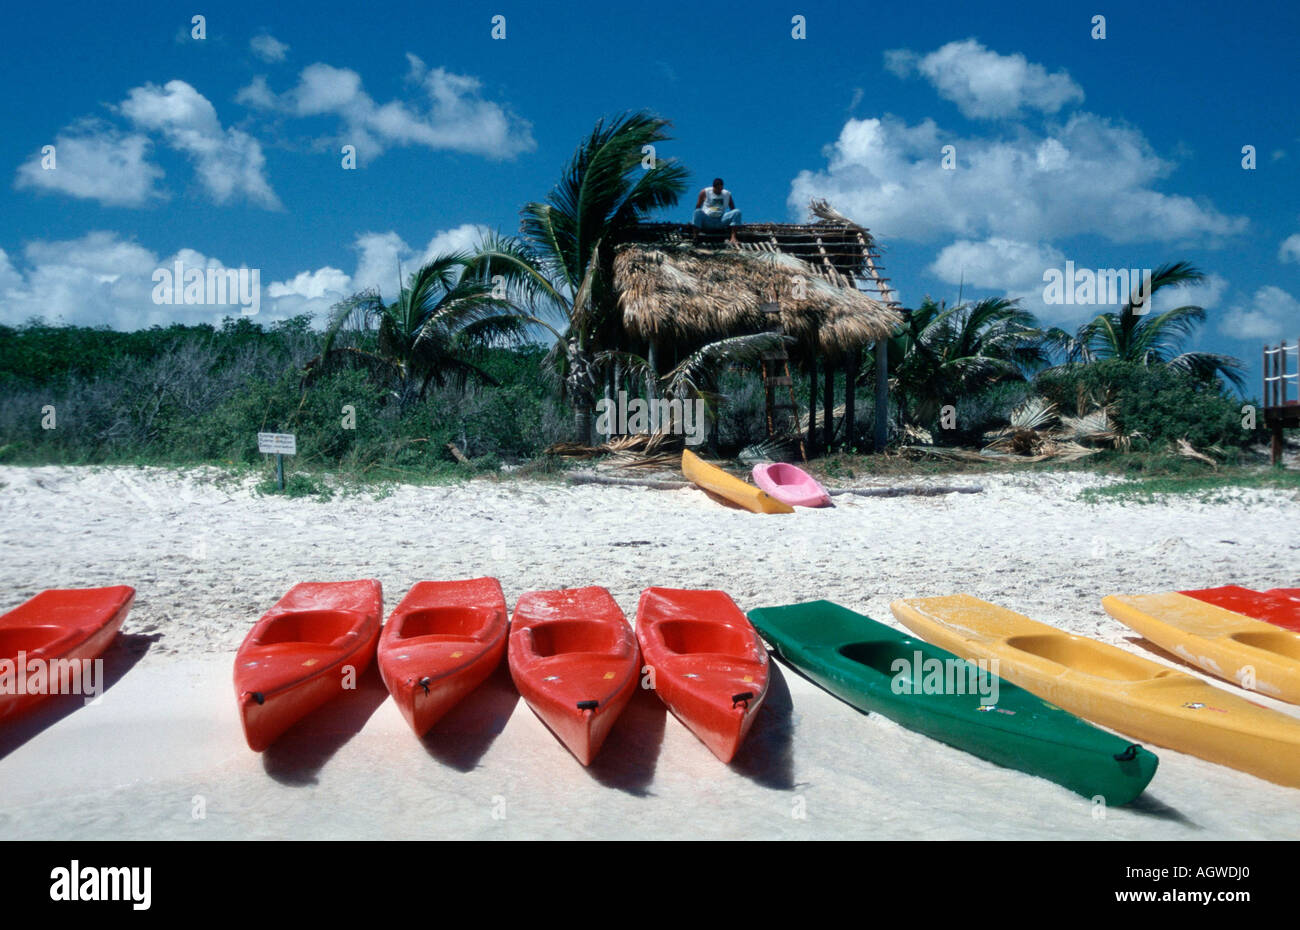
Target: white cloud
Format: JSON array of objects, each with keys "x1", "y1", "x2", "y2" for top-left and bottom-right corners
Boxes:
[
  {"x1": 0, "y1": 232, "x2": 272, "y2": 328},
  {"x1": 788, "y1": 113, "x2": 1247, "y2": 245},
  {"x1": 1279, "y1": 233, "x2": 1300, "y2": 263},
  {"x1": 351, "y1": 223, "x2": 490, "y2": 300},
  {"x1": 1220, "y1": 285, "x2": 1300, "y2": 341},
  {"x1": 1152, "y1": 272, "x2": 1228, "y2": 315},
  {"x1": 267, "y1": 267, "x2": 350, "y2": 301},
  {"x1": 250, "y1": 34, "x2": 288, "y2": 63},
  {"x1": 13, "y1": 120, "x2": 165, "y2": 207},
  {"x1": 120, "y1": 80, "x2": 281, "y2": 209},
  {"x1": 238, "y1": 55, "x2": 534, "y2": 160},
  {"x1": 0, "y1": 225, "x2": 494, "y2": 329},
  {"x1": 235, "y1": 75, "x2": 277, "y2": 110},
  {"x1": 885, "y1": 39, "x2": 1084, "y2": 119},
  {"x1": 928, "y1": 238, "x2": 1065, "y2": 291}
]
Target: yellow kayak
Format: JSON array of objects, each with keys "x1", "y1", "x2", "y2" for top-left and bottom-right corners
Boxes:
[
  {"x1": 681, "y1": 450, "x2": 793, "y2": 514},
  {"x1": 1103, "y1": 592, "x2": 1300, "y2": 704},
  {"x1": 890, "y1": 594, "x2": 1300, "y2": 788}
]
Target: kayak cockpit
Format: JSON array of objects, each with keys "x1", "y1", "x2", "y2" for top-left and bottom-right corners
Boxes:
[
  {"x1": 1004, "y1": 634, "x2": 1166, "y2": 681},
  {"x1": 393, "y1": 605, "x2": 498, "y2": 643},
  {"x1": 655, "y1": 620, "x2": 755, "y2": 658},
  {"x1": 526, "y1": 620, "x2": 625, "y2": 658},
  {"x1": 0, "y1": 624, "x2": 72, "y2": 657},
  {"x1": 1229, "y1": 630, "x2": 1300, "y2": 660},
  {"x1": 254, "y1": 609, "x2": 364, "y2": 648},
  {"x1": 837, "y1": 640, "x2": 995, "y2": 693}
]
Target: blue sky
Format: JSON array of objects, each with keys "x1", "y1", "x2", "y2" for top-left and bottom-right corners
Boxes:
[{"x1": 2, "y1": 0, "x2": 1296, "y2": 394}]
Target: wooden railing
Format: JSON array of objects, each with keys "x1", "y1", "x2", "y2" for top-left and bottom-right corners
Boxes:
[{"x1": 1263, "y1": 340, "x2": 1299, "y2": 409}]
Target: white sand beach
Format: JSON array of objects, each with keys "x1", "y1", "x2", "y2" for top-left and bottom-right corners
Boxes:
[{"x1": 1, "y1": 463, "x2": 1298, "y2": 840}]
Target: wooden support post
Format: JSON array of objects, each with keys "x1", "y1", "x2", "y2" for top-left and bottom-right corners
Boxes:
[
  {"x1": 646, "y1": 341, "x2": 658, "y2": 402},
  {"x1": 844, "y1": 349, "x2": 858, "y2": 452},
  {"x1": 1273, "y1": 422, "x2": 1284, "y2": 467},
  {"x1": 874, "y1": 338, "x2": 889, "y2": 452},
  {"x1": 807, "y1": 357, "x2": 818, "y2": 456},
  {"x1": 823, "y1": 361, "x2": 834, "y2": 451}
]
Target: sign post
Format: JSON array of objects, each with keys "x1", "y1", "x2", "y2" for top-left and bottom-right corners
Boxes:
[{"x1": 257, "y1": 433, "x2": 297, "y2": 490}]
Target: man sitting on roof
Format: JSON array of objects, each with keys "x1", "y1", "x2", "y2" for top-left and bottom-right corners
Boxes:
[{"x1": 692, "y1": 178, "x2": 742, "y2": 245}]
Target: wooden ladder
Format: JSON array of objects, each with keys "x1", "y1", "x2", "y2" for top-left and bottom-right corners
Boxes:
[{"x1": 759, "y1": 301, "x2": 806, "y2": 460}]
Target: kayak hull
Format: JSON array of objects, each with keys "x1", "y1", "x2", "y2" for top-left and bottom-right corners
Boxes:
[
  {"x1": 508, "y1": 587, "x2": 639, "y2": 765},
  {"x1": 1104, "y1": 591, "x2": 1300, "y2": 704},
  {"x1": 378, "y1": 578, "x2": 508, "y2": 737},
  {"x1": 234, "y1": 580, "x2": 383, "y2": 752},
  {"x1": 892, "y1": 594, "x2": 1300, "y2": 789},
  {"x1": 637, "y1": 587, "x2": 769, "y2": 763},
  {"x1": 752, "y1": 463, "x2": 831, "y2": 508},
  {"x1": 1182, "y1": 585, "x2": 1300, "y2": 633},
  {"x1": 0, "y1": 586, "x2": 135, "y2": 721},
  {"x1": 751, "y1": 599, "x2": 1157, "y2": 804},
  {"x1": 682, "y1": 450, "x2": 793, "y2": 514}
]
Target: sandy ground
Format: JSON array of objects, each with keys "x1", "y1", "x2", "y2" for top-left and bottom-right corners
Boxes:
[{"x1": 1, "y1": 463, "x2": 1298, "y2": 839}]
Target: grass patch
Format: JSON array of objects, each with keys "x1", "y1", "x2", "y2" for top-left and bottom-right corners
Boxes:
[{"x1": 1079, "y1": 468, "x2": 1300, "y2": 504}]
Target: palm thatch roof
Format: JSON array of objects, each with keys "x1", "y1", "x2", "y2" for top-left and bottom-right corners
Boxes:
[{"x1": 613, "y1": 200, "x2": 901, "y2": 364}]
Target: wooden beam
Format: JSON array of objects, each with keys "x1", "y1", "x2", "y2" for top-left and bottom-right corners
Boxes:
[
  {"x1": 807, "y1": 357, "x2": 818, "y2": 456},
  {"x1": 874, "y1": 338, "x2": 889, "y2": 452},
  {"x1": 823, "y1": 362, "x2": 834, "y2": 451},
  {"x1": 844, "y1": 349, "x2": 858, "y2": 451}
]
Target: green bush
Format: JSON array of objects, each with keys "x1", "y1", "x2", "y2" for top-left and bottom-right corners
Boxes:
[{"x1": 1035, "y1": 360, "x2": 1253, "y2": 449}]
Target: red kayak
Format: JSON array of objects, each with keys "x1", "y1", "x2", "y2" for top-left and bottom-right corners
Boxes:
[
  {"x1": 378, "y1": 578, "x2": 508, "y2": 737},
  {"x1": 1182, "y1": 585, "x2": 1300, "y2": 633},
  {"x1": 234, "y1": 580, "x2": 382, "y2": 751},
  {"x1": 636, "y1": 587, "x2": 769, "y2": 763},
  {"x1": 0, "y1": 586, "x2": 134, "y2": 721},
  {"x1": 508, "y1": 587, "x2": 639, "y2": 765}
]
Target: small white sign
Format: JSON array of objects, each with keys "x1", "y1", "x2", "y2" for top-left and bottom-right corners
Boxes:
[{"x1": 257, "y1": 432, "x2": 297, "y2": 455}]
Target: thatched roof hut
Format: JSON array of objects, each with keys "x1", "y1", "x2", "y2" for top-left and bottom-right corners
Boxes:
[{"x1": 612, "y1": 199, "x2": 901, "y2": 366}]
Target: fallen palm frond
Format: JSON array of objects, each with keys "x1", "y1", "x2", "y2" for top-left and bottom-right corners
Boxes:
[
  {"x1": 544, "y1": 430, "x2": 683, "y2": 468},
  {"x1": 565, "y1": 472, "x2": 689, "y2": 490},
  {"x1": 1173, "y1": 438, "x2": 1219, "y2": 468},
  {"x1": 979, "y1": 396, "x2": 1133, "y2": 460},
  {"x1": 738, "y1": 437, "x2": 797, "y2": 465},
  {"x1": 828, "y1": 484, "x2": 984, "y2": 498}
]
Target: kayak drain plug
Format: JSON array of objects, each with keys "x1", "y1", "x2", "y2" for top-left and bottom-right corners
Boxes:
[
  {"x1": 251, "y1": 692, "x2": 265, "y2": 705},
  {"x1": 576, "y1": 700, "x2": 599, "y2": 711},
  {"x1": 732, "y1": 691, "x2": 755, "y2": 708},
  {"x1": 1113, "y1": 744, "x2": 1140, "y2": 762},
  {"x1": 419, "y1": 677, "x2": 432, "y2": 695}
]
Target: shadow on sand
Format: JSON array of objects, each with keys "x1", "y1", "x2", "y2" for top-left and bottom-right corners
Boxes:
[
  {"x1": 421, "y1": 663, "x2": 520, "y2": 772},
  {"x1": 729, "y1": 661, "x2": 797, "y2": 790},
  {"x1": 261, "y1": 663, "x2": 389, "y2": 786},
  {"x1": 0, "y1": 631, "x2": 159, "y2": 762},
  {"x1": 1123, "y1": 791, "x2": 1199, "y2": 827},
  {"x1": 587, "y1": 685, "x2": 668, "y2": 797}
]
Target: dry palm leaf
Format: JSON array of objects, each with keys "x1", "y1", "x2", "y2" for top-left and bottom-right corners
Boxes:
[{"x1": 1173, "y1": 438, "x2": 1218, "y2": 468}]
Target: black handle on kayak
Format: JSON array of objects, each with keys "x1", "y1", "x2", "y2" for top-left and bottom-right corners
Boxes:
[
  {"x1": 576, "y1": 700, "x2": 599, "y2": 711},
  {"x1": 251, "y1": 692, "x2": 265, "y2": 705},
  {"x1": 419, "y1": 677, "x2": 432, "y2": 695},
  {"x1": 732, "y1": 691, "x2": 754, "y2": 708},
  {"x1": 1113, "y1": 744, "x2": 1140, "y2": 762}
]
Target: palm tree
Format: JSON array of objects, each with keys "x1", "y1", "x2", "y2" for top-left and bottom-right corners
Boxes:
[
  {"x1": 1044, "y1": 261, "x2": 1245, "y2": 389},
  {"x1": 303, "y1": 251, "x2": 525, "y2": 411},
  {"x1": 887, "y1": 296, "x2": 1047, "y2": 427},
  {"x1": 463, "y1": 112, "x2": 690, "y2": 442}
]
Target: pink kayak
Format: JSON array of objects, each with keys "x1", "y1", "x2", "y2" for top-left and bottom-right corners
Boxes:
[{"x1": 752, "y1": 463, "x2": 831, "y2": 508}]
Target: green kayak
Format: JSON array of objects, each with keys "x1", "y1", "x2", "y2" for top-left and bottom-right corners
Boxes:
[{"x1": 748, "y1": 600, "x2": 1158, "y2": 804}]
